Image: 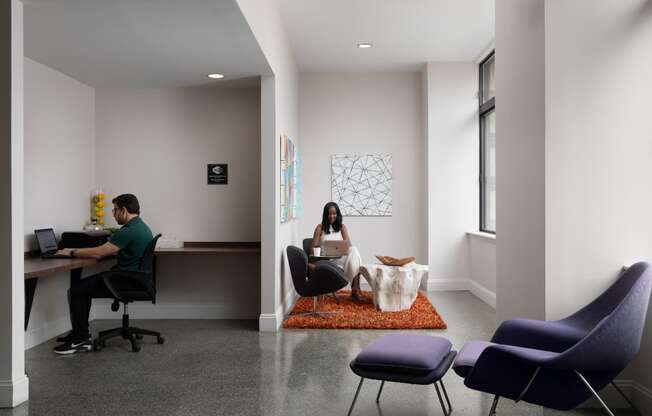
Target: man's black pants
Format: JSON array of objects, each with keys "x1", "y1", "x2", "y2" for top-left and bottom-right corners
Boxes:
[{"x1": 68, "y1": 273, "x2": 140, "y2": 337}]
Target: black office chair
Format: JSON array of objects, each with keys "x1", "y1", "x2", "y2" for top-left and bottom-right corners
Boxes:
[
  {"x1": 287, "y1": 245, "x2": 348, "y2": 316},
  {"x1": 93, "y1": 234, "x2": 164, "y2": 352}
]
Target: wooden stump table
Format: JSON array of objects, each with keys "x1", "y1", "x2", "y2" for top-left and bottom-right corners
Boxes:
[{"x1": 360, "y1": 263, "x2": 428, "y2": 311}]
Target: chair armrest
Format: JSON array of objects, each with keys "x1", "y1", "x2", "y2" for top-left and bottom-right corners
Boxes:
[
  {"x1": 491, "y1": 319, "x2": 584, "y2": 352},
  {"x1": 464, "y1": 344, "x2": 560, "y2": 399}
]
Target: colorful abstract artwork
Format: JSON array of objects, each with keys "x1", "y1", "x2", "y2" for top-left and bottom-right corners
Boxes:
[
  {"x1": 280, "y1": 135, "x2": 300, "y2": 222},
  {"x1": 331, "y1": 154, "x2": 392, "y2": 216}
]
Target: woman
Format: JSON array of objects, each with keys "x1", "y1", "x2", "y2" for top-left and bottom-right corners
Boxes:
[{"x1": 310, "y1": 202, "x2": 363, "y2": 300}]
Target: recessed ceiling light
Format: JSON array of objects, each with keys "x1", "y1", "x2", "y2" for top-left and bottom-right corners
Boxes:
[
  {"x1": 207, "y1": 73, "x2": 225, "y2": 79},
  {"x1": 357, "y1": 42, "x2": 373, "y2": 49}
]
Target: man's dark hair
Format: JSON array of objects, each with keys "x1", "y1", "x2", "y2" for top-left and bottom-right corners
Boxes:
[{"x1": 112, "y1": 194, "x2": 140, "y2": 214}]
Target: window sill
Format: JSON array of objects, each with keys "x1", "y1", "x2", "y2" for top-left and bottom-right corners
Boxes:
[{"x1": 467, "y1": 231, "x2": 496, "y2": 241}]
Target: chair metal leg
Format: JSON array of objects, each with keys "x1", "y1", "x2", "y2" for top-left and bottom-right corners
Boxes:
[
  {"x1": 331, "y1": 292, "x2": 340, "y2": 304},
  {"x1": 347, "y1": 378, "x2": 364, "y2": 416},
  {"x1": 376, "y1": 381, "x2": 385, "y2": 403},
  {"x1": 294, "y1": 296, "x2": 339, "y2": 317},
  {"x1": 611, "y1": 381, "x2": 639, "y2": 413},
  {"x1": 575, "y1": 371, "x2": 615, "y2": 416},
  {"x1": 488, "y1": 395, "x2": 499, "y2": 416}
]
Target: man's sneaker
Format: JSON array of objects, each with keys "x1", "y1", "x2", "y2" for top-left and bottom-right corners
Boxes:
[
  {"x1": 55, "y1": 332, "x2": 90, "y2": 344},
  {"x1": 53, "y1": 338, "x2": 92, "y2": 355}
]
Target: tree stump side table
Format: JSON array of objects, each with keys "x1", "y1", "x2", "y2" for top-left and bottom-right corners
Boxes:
[{"x1": 360, "y1": 263, "x2": 428, "y2": 311}]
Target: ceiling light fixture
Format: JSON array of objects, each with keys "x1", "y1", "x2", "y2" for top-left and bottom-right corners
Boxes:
[
  {"x1": 207, "y1": 73, "x2": 225, "y2": 79},
  {"x1": 357, "y1": 42, "x2": 373, "y2": 49}
]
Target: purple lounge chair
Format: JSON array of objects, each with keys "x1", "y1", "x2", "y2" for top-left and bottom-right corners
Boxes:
[{"x1": 453, "y1": 261, "x2": 652, "y2": 416}]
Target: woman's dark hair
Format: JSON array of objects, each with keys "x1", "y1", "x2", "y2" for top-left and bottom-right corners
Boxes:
[
  {"x1": 321, "y1": 202, "x2": 343, "y2": 234},
  {"x1": 112, "y1": 193, "x2": 140, "y2": 214}
]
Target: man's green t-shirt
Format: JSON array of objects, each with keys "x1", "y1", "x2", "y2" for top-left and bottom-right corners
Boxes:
[{"x1": 109, "y1": 216, "x2": 153, "y2": 271}]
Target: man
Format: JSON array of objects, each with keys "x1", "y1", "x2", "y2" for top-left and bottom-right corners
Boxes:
[{"x1": 53, "y1": 193, "x2": 153, "y2": 354}]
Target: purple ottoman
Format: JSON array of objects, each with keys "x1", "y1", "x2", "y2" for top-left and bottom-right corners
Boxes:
[{"x1": 347, "y1": 334, "x2": 457, "y2": 415}]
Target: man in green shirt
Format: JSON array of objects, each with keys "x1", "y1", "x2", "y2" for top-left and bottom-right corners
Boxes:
[{"x1": 53, "y1": 194, "x2": 153, "y2": 354}]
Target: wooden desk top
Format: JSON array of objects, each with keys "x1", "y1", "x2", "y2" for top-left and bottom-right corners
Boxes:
[
  {"x1": 24, "y1": 257, "x2": 104, "y2": 279},
  {"x1": 155, "y1": 241, "x2": 260, "y2": 256},
  {"x1": 24, "y1": 242, "x2": 260, "y2": 278}
]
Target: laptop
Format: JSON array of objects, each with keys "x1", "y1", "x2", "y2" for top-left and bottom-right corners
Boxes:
[
  {"x1": 322, "y1": 239, "x2": 351, "y2": 257},
  {"x1": 34, "y1": 228, "x2": 68, "y2": 259}
]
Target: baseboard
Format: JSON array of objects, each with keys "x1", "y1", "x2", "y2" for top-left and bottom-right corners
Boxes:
[
  {"x1": 468, "y1": 280, "x2": 496, "y2": 309},
  {"x1": 91, "y1": 302, "x2": 258, "y2": 320},
  {"x1": 25, "y1": 316, "x2": 71, "y2": 349},
  {"x1": 579, "y1": 379, "x2": 652, "y2": 412},
  {"x1": 0, "y1": 375, "x2": 29, "y2": 408},
  {"x1": 259, "y1": 288, "x2": 297, "y2": 332},
  {"x1": 422, "y1": 278, "x2": 469, "y2": 292},
  {"x1": 632, "y1": 380, "x2": 652, "y2": 414},
  {"x1": 421, "y1": 278, "x2": 496, "y2": 310}
]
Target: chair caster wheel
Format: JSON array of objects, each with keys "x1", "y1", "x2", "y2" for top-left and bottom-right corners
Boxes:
[
  {"x1": 131, "y1": 344, "x2": 141, "y2": 352},
  {"x1": 157, "y1": 336, "x2": 165, "y2": 344},
  {"x1": 136, "y1": 334, "x2": 143, "y2": 340},
  {"x1": 93, "y1": 341, "x2": 105, "y2": 352}
]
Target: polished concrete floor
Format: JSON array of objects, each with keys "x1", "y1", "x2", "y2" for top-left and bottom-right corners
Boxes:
[{"x1": 1, "y1": 291, "x2": 638, "y2": 416}]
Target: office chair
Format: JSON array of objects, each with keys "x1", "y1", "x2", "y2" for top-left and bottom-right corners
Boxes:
[{"x1": 93, "y1": 234, "x2": 165, "y2": 352}]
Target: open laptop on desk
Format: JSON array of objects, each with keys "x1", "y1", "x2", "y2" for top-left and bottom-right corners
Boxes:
[{"x1": 34, "y1": 228, "x2": 69, "y2": 259}]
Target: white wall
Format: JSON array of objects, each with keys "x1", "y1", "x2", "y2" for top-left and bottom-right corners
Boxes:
[
  {"x1": 544, "y1": 0, "x2": 652, "y2": 410},
  {"x1": 298, "y1": 73, "x2": 425, "y2": 266},
  {"x1": 469, "y1": 234, "x2": 496, "y2": 307},
  {"x1": 23, "y1": 58, "x2": 97, "y2": 348},
  {"x1": 236, "y1": 0, "x2": 299, "y2": 330},
  {"x1": 95, "y1": 87, "x2": 261, "y2": 240},
  {"x1": 94, "y1": 86, "x2": 262, "y2": 319},
  {"x1": 495, "y1": 0, "x2": 546, "y2": 322},
  {"x1": 0, "y1": 0, "x2": 28, "y2": 407},
  {"x1": 497, "y1": 0, "x2": 652, "y2": 410},
  {"x1": 425, "y1": 63, "x2": 478, "y2": 290}
]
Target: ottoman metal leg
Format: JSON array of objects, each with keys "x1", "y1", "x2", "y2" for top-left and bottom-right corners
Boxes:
[
  {"x1": 376, "y1": 381, "x2": 385, "y2": 403},
  {"x1": 347, "y1": 378, "x2": 365, "y2": 416},
  {"x1": 434, "y1": 379, "x2": 453, "y2": 416}
]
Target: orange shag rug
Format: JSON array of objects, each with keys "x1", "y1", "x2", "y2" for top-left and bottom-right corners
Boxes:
[{"x1": 283, "y1": 291, "x2": 447, "y2": 330}]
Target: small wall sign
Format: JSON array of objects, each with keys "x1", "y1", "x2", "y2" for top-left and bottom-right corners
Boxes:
[{"x1": 207, "y1": 164, "x2": 228, "y2": 185}]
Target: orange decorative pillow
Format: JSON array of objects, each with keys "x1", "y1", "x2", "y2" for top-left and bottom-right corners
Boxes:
[{"x1": 375, "y1": 255, "x2": 416, "y2": 267}]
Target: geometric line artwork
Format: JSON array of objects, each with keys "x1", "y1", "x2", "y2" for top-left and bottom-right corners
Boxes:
[
  {"x1": 331, "y1": 154, "x2": 392, "y2": 216},
  {"x1": 281, "y1": 135, "x2": 301, "y2": 222}
]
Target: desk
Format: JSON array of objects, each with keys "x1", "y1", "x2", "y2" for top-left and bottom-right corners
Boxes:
[{"x1": 23, "y1": 242, "x2": 260, "y2": 330}]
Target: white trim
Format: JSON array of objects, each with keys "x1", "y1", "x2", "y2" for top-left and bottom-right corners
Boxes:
[
  {"x1": 468, "y1": 280, "x2": 496, "y2": 309},
  {"x1": 422, "y1": 278, "x2": 469, "y2": 292},
  {"x1": 25, "y1": 317, "x2": 71, "y2": 350},
  {"x1": 0, "y1": 375, "x2": 29, "y2": 408},
  {"x1": 632, "y1": 380, "x2": 652, "y2": 414},
  {"x1": 474, "y1": 40, "x2": 495, "y2": 64},
  {"x1": 421, "y1": 278, "x2": 496, "y2": 309},
  {"x1": 581, "y1": 379, "x2": 652, "y2": 412},
  {"x1": 91, "y1": 302, "x2": 259, "y2": 320},
  {"x1": 259, "y1": 288, "x2": 297, "y2": 332},
  {"x1": 467, "y1": 231, "x2": 496, "y2": 241}
]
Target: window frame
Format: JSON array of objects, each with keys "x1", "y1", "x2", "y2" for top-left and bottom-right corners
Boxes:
[{"x1": 479, "y1": 51, "x2": 495, "y2": 234}]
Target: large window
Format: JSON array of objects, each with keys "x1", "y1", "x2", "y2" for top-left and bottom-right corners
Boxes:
[{"x1": 479, "y1": 52, "x2": 495, "y2": 233}]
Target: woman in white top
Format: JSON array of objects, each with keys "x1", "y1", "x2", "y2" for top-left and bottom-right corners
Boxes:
[{"x1": 310, "y1": 202, "x2": 363, "y2": 300}]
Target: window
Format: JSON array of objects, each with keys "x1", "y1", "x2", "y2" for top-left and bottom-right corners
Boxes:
[{"x1": 479, "y1": 52, "x2": 495, "y2": 233}]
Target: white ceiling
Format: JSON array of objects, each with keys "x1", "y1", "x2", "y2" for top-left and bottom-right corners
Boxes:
[
  {"x1": 23, "y1": 0, "x2": 271, "y2": 88},
  {"x1": 277, "y1": 0, "x2": 495, "y2": 72}
]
